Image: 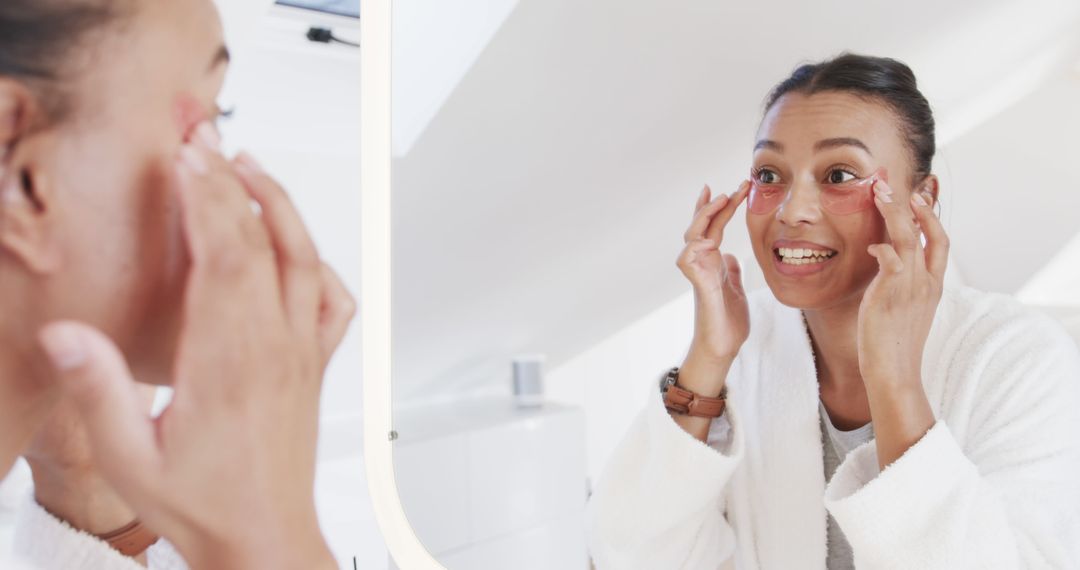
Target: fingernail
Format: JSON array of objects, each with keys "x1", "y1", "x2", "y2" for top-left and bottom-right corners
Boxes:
[
  {"x1": 194, "y1": 122, "x2": 221, "y2": 151},
  {"x1": 179, "y1": 145, "x2": 208, "y2": 174},
  {"x1": 912, "y1": 193, "x2": 928, "y2": 207},
  {"x1": 236, "y1": 151, "x2": 265, "y2": 175},
  {"x1": 873, "y1": 179, "x2": 893, "y2": 195},
  {"x1": 40, "y1": 325, "x2": 88, "y2": 371}
]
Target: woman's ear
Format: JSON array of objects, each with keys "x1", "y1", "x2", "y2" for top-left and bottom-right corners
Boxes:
[
  {"x1": 919, "y1": 174, "x2": 940, "y2": 208},
  {"x1": 0, "y1": 79, "x2": 62, "y2": 275}
]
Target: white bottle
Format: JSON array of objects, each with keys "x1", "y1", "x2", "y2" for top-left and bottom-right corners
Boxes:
[{"x1": 512, "y1": 354, "x2": 546, "y2": 408}]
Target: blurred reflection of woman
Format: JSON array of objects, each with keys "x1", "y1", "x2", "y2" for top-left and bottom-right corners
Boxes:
[{"x1": 586, "y1": 54, "x2": 1080, "y2": 569}]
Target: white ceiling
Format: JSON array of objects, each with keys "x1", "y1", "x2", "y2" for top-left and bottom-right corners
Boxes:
[
  {"x1": 390, "y1": 0, "x2": 1080, "y2": 402},
  {"x1": 392, "y1": 0, "x2": 521, "y2": 156}
]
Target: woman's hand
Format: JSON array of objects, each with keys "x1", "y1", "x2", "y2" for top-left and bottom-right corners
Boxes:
[
  {"x1": 677, "y1": 182, "x2": 752, "y2": 366},
  {"x1": 22, "y1": 387, "x2": 156, "y2": 565},
  {"x1": 857, "y1": 181, "x2": 947, "y2": 468},
  {"x1": 858, "y1": 182, "x2": 947, "y2": 387},
  {"x1": 671, "y1": 181, "x2": 750, "y2": 440},
  {"x1": 36, "y1": 122, "x2": 355, "y2": 570}
]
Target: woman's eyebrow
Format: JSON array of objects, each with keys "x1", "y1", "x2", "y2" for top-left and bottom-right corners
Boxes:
[
  {"x1": 752, "y1": 137, "x2": 873, "y2": 156},
  {"x1": 753, "y1": 139, "x2": 783, "y2": 152},
  {"x1": 208, "y1": 45, "x2": 231, "y2": 72},
  {"x1": 814, "y1": 137, "x2": 872, "y2": 155}
]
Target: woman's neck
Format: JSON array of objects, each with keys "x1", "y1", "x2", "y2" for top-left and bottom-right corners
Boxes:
[
  {"x1": 802, "y1": 295, "x2": 863, "y2": 389},
  {"x1": 0, "y1": 345, "x2": 60, "y2": 477}
]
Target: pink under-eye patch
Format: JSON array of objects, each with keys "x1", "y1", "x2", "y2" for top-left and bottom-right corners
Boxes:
[
  {"x1": 747, "y1": 179, "x2": 785, "y2": 215},
  {"x1": 748, "y1": 167, "x2": 889, "y2": 215}
]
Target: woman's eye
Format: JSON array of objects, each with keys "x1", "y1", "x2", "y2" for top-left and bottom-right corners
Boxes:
[
  {"x1": 826, "y1": 169, "x2": 857, "y2": 184},
  {"x1": 214, "y1": 103, "x2": 236, "y2": 125},
  {"x1": 757, "y1": 169, "x2": 780, "y2": 184}
]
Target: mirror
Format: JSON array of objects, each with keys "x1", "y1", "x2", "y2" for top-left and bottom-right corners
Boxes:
[{"x1": 385, "y1": 1, "x2": 1080, "y2": 568}]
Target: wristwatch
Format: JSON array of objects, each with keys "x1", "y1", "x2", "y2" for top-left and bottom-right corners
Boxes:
[
  {"x1": 659, "y1": 367, "x2": 726, "y2": 418},
  {"x1": 95, "y1": 519, "x2": 159, "y2": 557}
]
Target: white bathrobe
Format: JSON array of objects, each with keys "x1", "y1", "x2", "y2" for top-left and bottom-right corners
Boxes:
[
  {"x1": 11, "y1": 492, "x2": 188, "y2": 570},
  {"x1": 586, "y1": 284, "x2": 1080, "y2": 569}
]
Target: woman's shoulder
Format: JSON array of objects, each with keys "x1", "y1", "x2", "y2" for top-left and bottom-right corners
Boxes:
[
  {"x1": 930, "y1": 284, "x2": 1080, "y2": 385},
  {"x1": 936, "y1": 284, "x2": 1073, "y2": 349}
]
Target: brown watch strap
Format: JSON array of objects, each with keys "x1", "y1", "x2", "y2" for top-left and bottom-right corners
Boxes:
[
  {"x1": 664, "y1": 383, "x2": 726, "y2": 417},
  {"x1": 661, "y1": 367, "x2": 726, "y2": 418},
  {"x1": 95, "y1": 519, "x2": 159, "y2": 557}
]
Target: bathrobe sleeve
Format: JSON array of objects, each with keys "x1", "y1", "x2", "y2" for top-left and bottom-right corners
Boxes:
[
  {"x1": 13, "y1": 491, "x2": 190, "y2": 570},
  {"x1": 585, "y1": 387, "x2": 745, "y2": 570},
  {"x1": 824, "y1": 311, "x2": 1080, "y2": 569},
  {"x1": 4, "y1": 554, "x2": 37, "y2": 569}
]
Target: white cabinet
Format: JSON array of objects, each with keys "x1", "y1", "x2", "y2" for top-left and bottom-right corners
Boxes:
[{"x1": 392, "y1": 399, "x2": 587, "y2": 570}]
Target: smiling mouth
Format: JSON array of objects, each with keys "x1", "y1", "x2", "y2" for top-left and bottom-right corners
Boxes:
[{"x1": 773, "y1": 247, "x2": 838, "y2": 265}]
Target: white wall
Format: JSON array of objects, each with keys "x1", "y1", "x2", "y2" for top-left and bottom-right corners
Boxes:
[{"x1": 546, "y1": 289, "x2": 695, "y2": 482}]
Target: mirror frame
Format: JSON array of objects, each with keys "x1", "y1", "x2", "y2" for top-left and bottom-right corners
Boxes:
[{"x1": 360, "y1": 0, "x2": 443, "y2": 567}]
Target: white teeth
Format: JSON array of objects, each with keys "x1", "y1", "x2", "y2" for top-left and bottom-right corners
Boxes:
[
  {"x1": 778, "y1": 247, "x2": 834, "y2": 259},
  {"x1": 778, "y1": 249, "x2": 836, "y2": 265},
  {"x1": 776, "y1": 246, "x2": 835, "y2": 263}
]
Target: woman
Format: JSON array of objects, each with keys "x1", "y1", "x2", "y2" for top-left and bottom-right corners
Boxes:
[
  {"x1": 585, "y1": 54, "x2": 1080, "y2": 569},
  {"x1": 0, "y1": 0, "x2": 354, "y2": 568}
]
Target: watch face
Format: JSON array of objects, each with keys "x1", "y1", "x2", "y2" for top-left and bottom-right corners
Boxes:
[{"x1": 659, "y1": 368, "x2": 677, "y2": 392}]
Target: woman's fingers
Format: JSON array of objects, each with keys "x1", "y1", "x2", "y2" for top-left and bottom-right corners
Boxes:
[
  {"x1": 233, "y1": 152, "x2": 323, "y2": 339},
  {"x1": 910, "y1": 192, "x2": 949, "y2": 283},
  {"x1": 176, "y1": 147, "x2": 269, "y2": 264},
  {"x1": 174, "y1": 127, "x2": 282, "y2": 321},
  {"x1": 677, "y1": 238, "x2": 718, "y2": 269},
  {"x1": 188, "y1": 125, "x2": 271, "y2": 252},
  {"x1": 694, "y1": 185, "x2": 711, "y2": 214},
  {"x1": 721, "y1": 253, "x2": 745, "y2": 298},
  {"x1": 684, "y1": 180, "x2": 750, "y2": 243},
  {"x1": 316, "y1": 263, "x2": 357, "y2": 372},
  {"x1": 867, "y1": 243, "x2": 904, "y2": 275},
  {"x1": 37, "y1": 322, "x2": 164, "y2": 506},
  {"x1": 704, "y1": 181, "x2": 750, "y2": 243},
  {"x1": 684, "y1": 193, "x2": 729, "y2": 242},
  {"x1": 872, "y1": 179, "x2": 924, "y2": 271}
]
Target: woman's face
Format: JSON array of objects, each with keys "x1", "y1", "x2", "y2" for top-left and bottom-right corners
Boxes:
[
  {"x1": 746, "y1": 91, "x2": 927, "y2": 310},
  {"x1": 8, "y1": 0, "x2": 229, "y2": 383}
]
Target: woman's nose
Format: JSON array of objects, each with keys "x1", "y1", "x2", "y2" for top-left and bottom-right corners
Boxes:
[{"x1": 776, "y1": 180, "x2": 823, "y2": 226}]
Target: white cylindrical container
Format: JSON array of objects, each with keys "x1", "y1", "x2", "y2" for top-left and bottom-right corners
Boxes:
[{"x1": 512, "y1": 354, "x2": 546, "y2": 408}]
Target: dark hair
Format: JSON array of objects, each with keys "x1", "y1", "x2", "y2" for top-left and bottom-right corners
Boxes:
[
  {"x1": 764, "y1": 53, "x2": 935, "y2": 188},
  {"x1": 0, "y1": 0, "x2": 128, "y2": 124}
]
